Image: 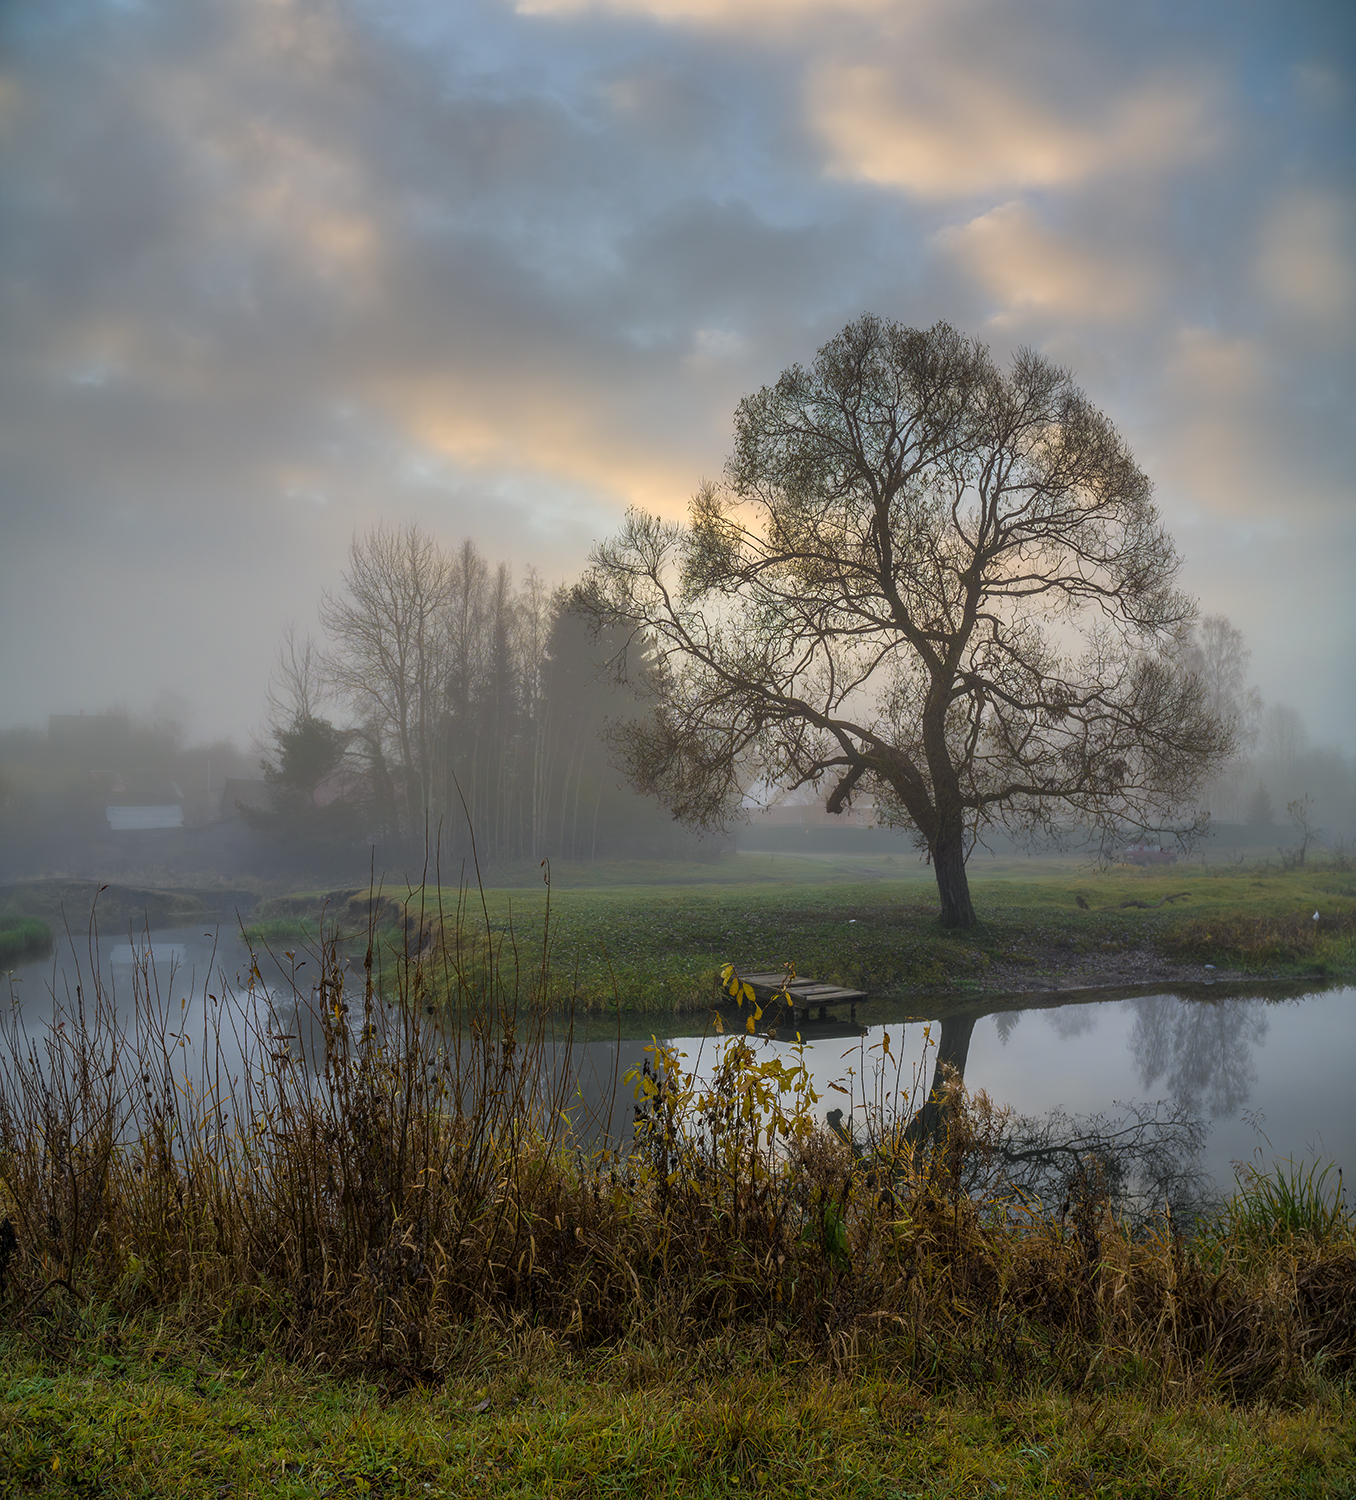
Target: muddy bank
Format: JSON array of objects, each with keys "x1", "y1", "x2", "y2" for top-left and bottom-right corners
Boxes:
[{"x1": 977, "y1": 942, "x2": 1254, "y2": 996}]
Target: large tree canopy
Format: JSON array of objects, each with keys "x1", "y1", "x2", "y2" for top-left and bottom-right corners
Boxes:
[{"x1": 577, "y1": 317, "x2": 1234, "y2": 927}]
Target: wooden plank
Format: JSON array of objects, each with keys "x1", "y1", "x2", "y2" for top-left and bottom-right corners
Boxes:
[
  {"x1": 731, "y1": 970, "x2": 866, "y2": 1028},
  {"x1": 736, "y1": 971, "x2": 865, "y2": 1004}
]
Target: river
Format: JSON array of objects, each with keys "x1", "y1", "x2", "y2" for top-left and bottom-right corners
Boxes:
[{"x1": 5, "y1": 924, "x2": 1351, "y2": 1208}]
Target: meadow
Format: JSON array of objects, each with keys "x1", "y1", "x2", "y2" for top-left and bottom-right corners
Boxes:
[
  {"x1": 246, "y1": 848, "x2": 1356, "y2": 1016},
  {"x1": 1, "y1": 854, "x2": 1353, "y2": 1496}
]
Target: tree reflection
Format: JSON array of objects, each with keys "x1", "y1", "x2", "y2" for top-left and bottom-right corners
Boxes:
[
  {"x1": 902, "y1": 1000, "x2": 1212, "y2": 1223},
  {"x1": 1045, "y1": 1004, "x2": 1101, "y2": 1039},
  {"x1": 1128, "y1": 994, "x2": 1268, "y2": 1117},
  {"x1": 993, "y1": 1010, "x2": 1023, "y2": 1045}
]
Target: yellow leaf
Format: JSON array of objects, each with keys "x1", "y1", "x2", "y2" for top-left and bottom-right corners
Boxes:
[{"x1": 745, "y1": 1016, "x2": 756, "y2": 1034}]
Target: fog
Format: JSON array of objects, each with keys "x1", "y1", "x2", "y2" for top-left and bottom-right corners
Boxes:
[
  {"x1": 1, "y1": 0, "x2": 1353, "y2": 763},
  {"x1": 2, "y1": 533, "x2": 1352, "y2": 892}
]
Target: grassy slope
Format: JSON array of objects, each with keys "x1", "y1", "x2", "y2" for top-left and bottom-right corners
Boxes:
[
  {"x1": 243, "y1": 853, "x2": 1356, "y2": 1014},
  {"x1": 379, "y1": 855, "x2": 1356, "y2": 1013},
  {"x1": 3, "y1": 1329, "x2": 1351, "y2": 1499}
]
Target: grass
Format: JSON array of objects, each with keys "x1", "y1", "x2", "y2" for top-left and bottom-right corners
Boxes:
[
  {"x1": 183, "y1": 851, "x2": 1356, "y2": 1028},
  {"x1": 0, "y1": 914, "x2": 53, "y2": 967},
  {"x1": 239, "y1": 915, "x2": 320, "y2": 945},
  {"x1": 2, "y1": 1324, "x2": 1353, "y2": 1497},
  {"x1": 1217, "y1": 1157, "x2": 1350, "y2": 1253},
  {"x1": 349, "y1": 854, "x2": 1356, "y2": 1014}
]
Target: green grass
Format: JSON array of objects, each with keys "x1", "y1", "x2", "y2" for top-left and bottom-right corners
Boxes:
[
  {"x1": 240, "y1": 915, "x2": 321, "y2": 945},
  {"x1": 233, "y1": 853, "x2": 1356, "y2": 1017},
  {"x1": 377, "y1": 855, "x2": 1356, "y2": 1013},
  {"x1": 0, "y1": 913, "x2": 53, "y2": 967},
  {"x1": 2, "y1": 1324, "x2": 1352, "y2": 1499},
  {"x1": 1215, "y1": 1157, "x2": 1350, "y2": 1253}
]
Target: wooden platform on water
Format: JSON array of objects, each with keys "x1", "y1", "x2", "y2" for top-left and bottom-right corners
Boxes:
[{"x1": 735, "y1": 970, "x2": 866, "y2": 1026}]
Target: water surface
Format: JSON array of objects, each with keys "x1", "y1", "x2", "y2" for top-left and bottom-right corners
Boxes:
[{"x1": 7, "y1": 926, "x2": 1351, "y2": 1201}]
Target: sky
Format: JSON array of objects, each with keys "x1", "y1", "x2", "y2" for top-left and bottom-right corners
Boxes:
[{"x1": 1, "y1": 0, "x2": 1353, "y2": 750}]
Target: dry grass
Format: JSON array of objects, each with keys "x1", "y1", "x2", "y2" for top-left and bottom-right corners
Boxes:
[
  {"x1": 0, "y1": 883, "x2": 1352, "y2": 1414},
  {"x1": 1161, "y1": 909, "x2": 1356, "y2": 974}
]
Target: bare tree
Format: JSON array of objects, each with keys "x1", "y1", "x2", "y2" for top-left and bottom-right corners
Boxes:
[
  {"x1": 515, "y1": 567, "x2": 555, "y2": 856},
  {"x1": 1260, "y1": 702, "x2": 1309, "y2": 767},
  {"x1": 1175, "y1": 614, "x2": 1261, "y2": 823},
  {"x1": 321, "y1": 523, "x2": 454, "y2": 837},
  {"x1": 578, "y1": 317, "x2": 1234, "y2": 927},
  {"x1": 262, "y1": 620, "x2": 329, "y2": 739},
  {"x1": 1184, "y1": 615, "x2": 1261, "y2": 745}
]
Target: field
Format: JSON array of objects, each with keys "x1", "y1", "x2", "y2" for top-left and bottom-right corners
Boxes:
[{"x1": 246, "y1": 849, "x2": 1356, "y2": 1016}]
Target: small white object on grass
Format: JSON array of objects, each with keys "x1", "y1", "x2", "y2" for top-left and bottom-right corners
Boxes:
[{"x1": 1314, "y1": 910, "x2": 1320, "y2": 921}]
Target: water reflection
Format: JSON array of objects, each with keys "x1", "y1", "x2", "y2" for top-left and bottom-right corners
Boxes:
[
  {"x1": 5, "y1": 927, "x2": 1350, "y2": 1201},
  {"x1": 993, "y1": 1010, "x2": 1023, "y2": 1045},
  {"x1": 1128, "y1": 994, "x2": 1268, "y2": 1116}
]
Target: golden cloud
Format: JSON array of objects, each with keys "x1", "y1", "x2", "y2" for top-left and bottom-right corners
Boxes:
[
  {"x1": 1255, "y1": 189, "x2": 1355, "y2": 332},
  {"x1": 938, "y1": 202, "x2": 1156, "y2": 322},
  {"x1": 811, "y1": 63, "x2": 1216, "y2": 198},
  {"x1": 384, "y1": 374, "x2": 699, "y2": 521}
]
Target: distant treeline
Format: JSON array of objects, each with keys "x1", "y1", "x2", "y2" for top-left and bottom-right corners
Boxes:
[{"x1": 255, "y1": 525, "x2": 708, "y2": 864}]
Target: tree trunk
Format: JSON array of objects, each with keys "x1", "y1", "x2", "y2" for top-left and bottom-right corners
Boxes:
[
  {"x1": 907, "y1": 1009, "x2": 978, "y2": 1145},
  {"x1": 932, "y1": 817, "x2": 976, "y2": 928}
]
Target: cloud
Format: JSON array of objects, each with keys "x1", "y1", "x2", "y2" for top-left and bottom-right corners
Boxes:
[
  {"x1": 1255, "y1": 189, "x2": 1355, "y2": 334},
  {"x1": 809, "y1": 62, "x2": 1219, "y2": 199},
  {"x1": 515, "y1": 0, "x2": 895, "y2": 22},
  {"x1": 937, "y1": 202, "x2": 1158, "y2": 324},
  {"x1": 0, "y1": 0, "x2": 1352, "y2": 752},
  {"x1": 1148, "y1": 327, "x2": 1349, "y2": 526}
]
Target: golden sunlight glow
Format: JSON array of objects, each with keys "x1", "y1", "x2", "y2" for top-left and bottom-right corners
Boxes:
[
  {"x1": 1256, "y1": 190, "x2": 1355, "y2": 329},
  {"x1": 392, "y1": 384, "x2": 696, "y2": 520},
  {"x1": 938, "y1": 203, "x2": 1155, "y2": 323},
  {"x1": 810, "y1": 65, "x2": 1215, "y2": 198}
]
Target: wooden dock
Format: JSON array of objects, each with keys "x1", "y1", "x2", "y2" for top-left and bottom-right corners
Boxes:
[{"x1": 734, "y1": 970, "x2": 866, "y2": 1026}]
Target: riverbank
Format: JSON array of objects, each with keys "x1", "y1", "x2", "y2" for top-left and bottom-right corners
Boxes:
[
  {"x1": 1, "y1": 867, "x2": 1353, "y2": 1498},
  {"x1": 4, "y1": 856, "x2": 1352, "y2": 1013},
  {"x1": 393, "y1": 857, "x2": 1356, "y2": 1013}
]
